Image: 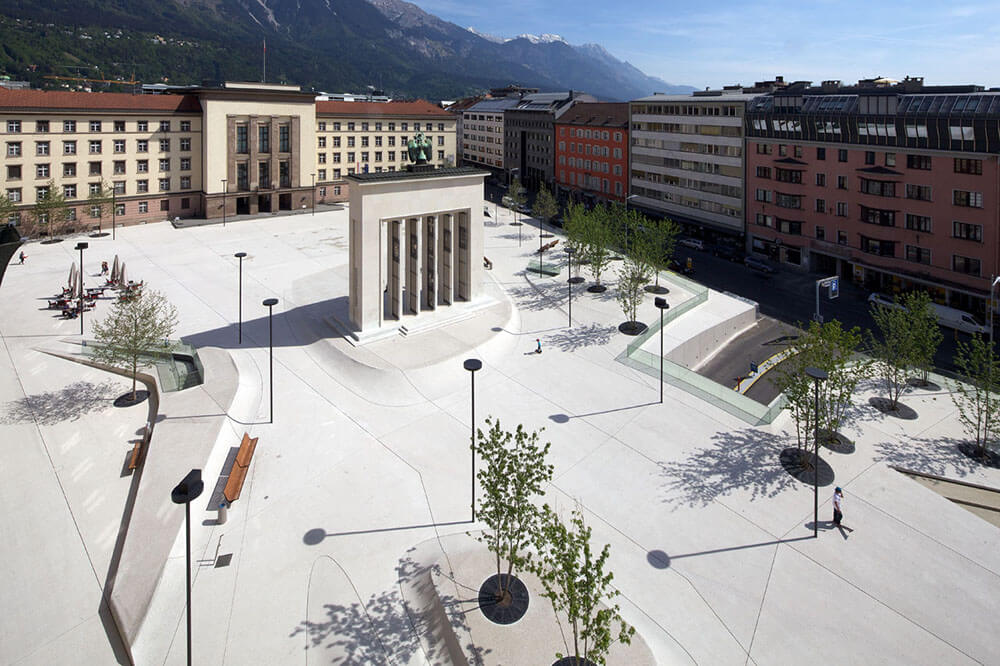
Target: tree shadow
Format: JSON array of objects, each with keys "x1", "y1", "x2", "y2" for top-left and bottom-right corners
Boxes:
[
  {"x1": 544, "y1": 323, "x2": 618, "y2": 352},
  {"x1": 874, "y1": 435, "x2": 990, "y2": 479},
  {"x1": 0, "y1": 379, "x2": 120, "y2": 425},
  {"x1": 658, "y1": 428, "x2": 797, "y2": 507},
  {"x1": 506, "y1": 282, "x2": 564, "y2": 313}
]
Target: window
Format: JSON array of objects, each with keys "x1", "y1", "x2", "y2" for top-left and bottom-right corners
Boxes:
[
  {"x1": 905, "y1": 246, "x2": 931, "y2": 265},
  {"x1": 333, "y1": 168, "x2": 341, "y2": 179},
  {"x1": 374, "y1": 151, "x2": 382, "y2": 162},
  {"x1": 864, "y1": 151, "x2": 875, "y2": 165},
  {"x1": 815, "y1": 198, "x2": 826, "y2": 213},
  {"x1": 348, "y1": 122, "x2": 356, "y2": 131},
  {"x1": 883, "y1": 153, "x2": 896, "y2": 167},
  {"x1": 861, "y1": 205, "x2": 895, "y2": 226},
  {"x1": 793, "y1": 145, "x2": 803, "y2": 158},
  {"x1": 347, "y1": 136, "x2": 355, "y2": 148},
  {"x1": 36, "y1": 164, "x2": 49, "y2": 178},
  {"x1": 159, "y1": 138, "x2": 170, "y2": 152},
  {"x1": 180, "y1": 121, "x2": 191, "y2": 132},
  {"x1": 179, "y1": 138, "x2": 191, "y2": 151},
  {"x1": 837, "y1": 202, "x2": 848, "y2": 217},
  {"x1": 756, "y1": 167, "x2": 773, "y2": 178},
  {"x1": 347, "y1": 152, "x2": 355, "y2": 162},
  {"x1": 138, "y1": 201, "x2": 148, "y2": 213},
  {"x1": 6, "y1": 141, "x2": 20, "y2": 157},
  {"x1": 361, "y1": 152, "x2": 369, "y2": 163},
  {"x1": 160, "y1": 200, "x2": 170, "y2": 212},
  {"x1": 318, "y1": 136, "x2": 326, "y2": 148},
  {"x1": 113, "y1": 160, "x2": 126, "y2": 175},
  {"x1": 756, "y1": 143, "x2": 773, "y2": 154},
  {"x1": 954, "y1": 158, "x2": 982, "y2": 175},
  {"x1": 159, "y1": 178, "x2": 170, "y2": 192},
  {"x1": 137, "y1": 160, "x2": 148, "y2": 173},
  {"x1": 361, "y1": 136, "x2": 369, "y2": 148},
  {"x1": 953, "y1": 221, "x2": 983, "y2": 242},
  {"x1": 333, "y1": 122, "x2": 341, "y2": 131},
  {"x1": 815, "y1": 173, "x2": 826, "y2": 186},
  {"x1": 318, "y1": 169, "x2": 326, "y2": 180},
  {"x1": 159, "y1": 158, "x2": 170, "y2": 172},
  {"x1": 754, "y1": 188, "x2": 773, "y2": 203},
  {"x1": 859, "y1": 178, "x2": 895, "y2": 197},
  {"x1": 109, "y1": 140, "x2": 125, "y2": 155},
  {"x1": 89, "y1": 140, "x2": 102, "y2": 154},
  {"x1": 136, "y1": 120, "x2": 148, "y2": 132},
  {"x1": 755, "y1": 214, "x2": 774, "y2": 228},
  {"x1": 953, "y1": 255, "x2": 981, "y2": 276},
  {"x1": 279, "y1": 125, "x2": 290, "y2": 152},
  {"x1": 425, "y1": 123, "x2": 433, "y2": 132},
  {"x1": 907, "y1": 154, "x2": 931, "y2": 170},
  {"x1": 905, "y1": 214, "x2": 932, "y2": 232},
  {"x1": 775, "y1": 168, "x2": 802, "y2": 184},
  {"x1": 64, "y1": 120, "x2": 76, "y2": 133},
  {"x1": 37, "y1": 120, "x2": 49, "y2": 133},
  {"x1": 159, "y1": 121, "x2": 170, "y2": 132},
  {"x1": 953, "y1": 190, "x2": 983, "y2": 208},
  {"x1": 6, "y1": 188, "x2": 20, "y2": 202},
  {"x1": 35, "y1": 186, "x2": 50, "y2": 200},
  {"x1": 332, "y1": 136, "x2": 341, "y2": 148},
  {"x1": 775, "y1": 192, "x2": 802, "y2": 209},
  {"x1": 860, "y1": 236, "x2": 896, "y2": 257},
  {"x1": 180, "y1": 176, "x2": 191, "y2": 189},
  {"x1": 137, "y1": 139, "x2": 148, "y2": 153},
  {"x1": 318, "y1": 153, "x2": 326, "y2": 164},
  {"x1": 438, "y1": 136, "x2": 444, "y2": 146},
  {"x1": 838, "y1": 149, "x2": 848, "y2": 162},
  {"x1": 905, "y1": 184, "x2": 932, "y2": 201},
  {"x1": 236, "y1": 126, "x2": 248, "y2": 153},
  {"x1": 88, "y1": 162, "x2": 101, "y2": 176},
  {"x1": 237, "y1": 163, "x2": 248, "y2": 190},
  {"x1": 838, "y1": 231, "x2": 848, "y2": 245},
  {"x1": 90, "y1": 120, "x2": 102, "y2": 133},
  {"x1": 63, "y1": 140, "x2": 76, "y2": 155},
  {"x1": 180, "y1": 158, "x2": 190, "y2": 171},
  {"x1": 62, "y1": 163, "x2": 75, "y2": 177},
  {"x1": 36, "y1": 141, "x2": 49, "y2": 156},
  {"x1": 113, "y1": 181, "x2": 125, "y2": 195},
  {"x1": 115, "y1": 203, "x2": 125, "y2": 216},
  {"x1": 137, "y1": 180, "x2": 149, "y2": 193},
  {"x1": 387, "y1": 152, "x2": 394, "y2": 162},
  {"x1": 258, "y1": 161, "x2": 270, "y2": 189},
  {"x1": 816, "y1": 226, "x2": 825, "y2": 240},
  {"x1": 63, "y1": 184, "x2": 76, "y2": 199},
  {"x1": 777, "y1": 218, "x2": 802, "y2": 235},
  {"x1": 89, "y1": 205, "x2": 102, "y2": 218},
  {"x1": 258, "y1": 125, "x2": 270, "y2": 153},
  {"x1": 837, "y1": 175, "x2": 848, "y2": 190},
  {"x1": 778, "y1": 144, "x2": 787, "y2": 156},
  {"x1": 318, "y1": 121, "x2": 326, "y2": 132},
  {"x1": 816, "y1": 147, "x2": 826, "y2": 160},
  {"x1": 949, "y1": 123, "x2": 975, "y2": 141}
]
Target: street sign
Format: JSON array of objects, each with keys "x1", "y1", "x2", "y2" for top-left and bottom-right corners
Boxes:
[
  {"x1": 750, "y1": 361, "x2": 759, "y2": 374},
  {"x1": 828, "y1": 277, "x2": 839, "y2": 299}
]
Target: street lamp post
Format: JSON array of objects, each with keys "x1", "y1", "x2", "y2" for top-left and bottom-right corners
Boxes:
[
  {"x1": 310, "y1": 173, "x2": 316, "y2": 216},
  {"x1": 235, "y1": 252, "x2": 247, "y2": 344},
  {"x1": 464, "y1": 358, "x2": 482, "y2": 521},
  {"x1": 263, "y1": 298, "x2": 278, "y2": 423},
  {"x1": 75, "y1": 241, "x2": 88, "y2": 335},
  {"x1": 171, "y1": 469, "x2": 204, "y2": 666},
  {"x1": 565, "y1": 247, "x2": 576, "y2": 327},
  {"x1": 805, "y1": 367, "x2": 828, "y2": 537},
  {"x1": 221, "y1": 179, "x2": 228, "y2": 227},
  {"x1": 655, "y1": 297, "x2": 669, "y2": 403},
  {"x1": 111, "y1": 189, "x2": 116, "y2": 238},
  {"x1": 990, "y1": 276, "x2": 1000, "y2": 345}
]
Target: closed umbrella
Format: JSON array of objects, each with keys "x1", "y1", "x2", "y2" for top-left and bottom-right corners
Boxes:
[
  {"x1": 110, "y1": 255, "x2": 120, "y2": 283},
  {"x1": 68, "y1": 262, "x2": 77, "y2": 290},
  {"x1": 119, "y1": 263, "x2": 126, "y2": 286}
]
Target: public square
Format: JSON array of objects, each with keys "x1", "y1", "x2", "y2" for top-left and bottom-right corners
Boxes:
[{"x1": 2, "y1": 201, "x2": 999, "y2": 665}]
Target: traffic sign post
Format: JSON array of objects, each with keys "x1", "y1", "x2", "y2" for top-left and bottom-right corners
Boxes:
[{"x1": 814, "y1": 275, "x2": 839, "y2": 323}]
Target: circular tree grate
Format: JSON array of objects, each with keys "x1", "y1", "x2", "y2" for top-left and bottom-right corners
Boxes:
[
  {"x1": 478, "y1": 573, "x2": 529, "y2": 625},
  {"x1": 114, "y1": 390, "x2": 150, "y2": 408}
]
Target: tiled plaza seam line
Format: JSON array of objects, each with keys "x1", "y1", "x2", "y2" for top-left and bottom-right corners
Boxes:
[
  {"x1": 0, "y1": 331, "x2": 110, "y2": 661},
  {"x1": 742, "y1": 545, "x2": 779, "y2": 666}
]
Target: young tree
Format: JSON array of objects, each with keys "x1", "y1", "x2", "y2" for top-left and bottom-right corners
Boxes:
[
  {"x1": 508, "y1": 176, "x2": 527, "y2": 225},
  {"x1": 615, "y1": 263, "x2": 647, "y2": 333},
  {"x1": 775, "y1": 320, "x2": 866, "y2": 451},
  {"x1": 0, "y1": 192, "x2": 16, "y2": 227},
  {"x1": 87, "y1": 180, "x2": 115, "y2": 236},
  {"x1": 640, "y1": 217, "x2": 679, "y2": 291},
  {"x1": 951, "y1": 334, "x2": 1000, "y2": 460},
  {"x1": 899, "y1": 291, "x2": 942, "y2": 386},
  {"x1": 535, "y1": 505, "x2": 635, "y2": 665},
  {"x1": 473, "y1": 417, "x2": 554, "y2": 602},
  {"x1": 31, "y1": 180, "x2": 71, "y2": 238},
  {"x1": 868, "y1": 297, "x2": 918, "y2": 411},
  {"x1": 91, "y1": 289, "x2": 179, "y2": 400},
  {"x1": 532, "y1": 183, "x2": 558, "y2": 223},
  {"x1": 582, "y1": 206, "x2": 613, "y2": 289}
]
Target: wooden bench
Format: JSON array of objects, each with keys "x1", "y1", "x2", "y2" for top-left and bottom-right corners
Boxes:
[
  {"x1": 128, "y1": 440, "x2": 143, "y2": 471},
  {"x1": 536, "y1": 239, "x2": 560, "y2": 254},
  {"x1": 223, "y1": 432, "x2": 259, "y2": 503}
]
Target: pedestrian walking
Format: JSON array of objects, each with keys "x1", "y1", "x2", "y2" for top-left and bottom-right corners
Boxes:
[
  {"x1": 101, "y1": 260, "x2": 109, "y2": 275},
  {"x1": 832, "y1": 487, "x2": 844, "y2": 526},
  {"x1": 536, "y1": 338, "x2": 542, "y2": 354},
  {"x1": 18, "y1": 251, "x2": 26, "y2": 264}
]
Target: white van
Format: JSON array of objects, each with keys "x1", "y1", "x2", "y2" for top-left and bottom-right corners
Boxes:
[{"x1": 867, "y1": 293, "x2": 987, "y2": 334}]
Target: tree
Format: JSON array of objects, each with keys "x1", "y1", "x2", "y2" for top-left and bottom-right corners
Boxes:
[
  {"x1": 508, "y1": 176, "x2": 527, "y2": 225},
  {"x1": 31, "y1": 179, "x2": 71, "y2": 238},
  {"x1": 532, "y1": 183, "x2": 558, "y2": 223},
  {"x1": 581, "y1": 206, "x2": 613, "y2": 289},
  {"x1": 775, "y1": 320, "x2": 867, "y2": 451},
  {"x1": 615, "y1": 263, "x2": 647, "y2": 334},
  {"x1": 868, "y1": 297, "x2": 915, "y2": 411},
  {"x1": 899, "y1": 291, "x2": 942, "y2": 386},
  {"x1": 473, "y1": 417, "x2": 554, "y2": 602},
  {"x1": 951, "y1": 334, "x2": 1000, "y2": 460},
  {"x1": 91, "y1": 289, "x2": 179, "y2": 400},
  {"x1": 0, "y1": 192, "x2": 16, "y2": 227},
  {"x1": 535, "y1": 505, "x2": 635, "y2": 665},
  {"x1": 640, "y1": 217, "x2": 679, "y2": 290},
  {"x1": 87, "y1": 180, "x2": 115, "y2": 236}
]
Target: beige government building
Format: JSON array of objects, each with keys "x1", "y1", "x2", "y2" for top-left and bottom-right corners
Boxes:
[{"x1": 0, "y1": 82, "x2": 457, "y2": 231}]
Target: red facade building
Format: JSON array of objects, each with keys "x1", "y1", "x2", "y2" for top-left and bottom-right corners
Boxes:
[{"x1": 554, "y1": 103, "x2": 629, "y2": 204}]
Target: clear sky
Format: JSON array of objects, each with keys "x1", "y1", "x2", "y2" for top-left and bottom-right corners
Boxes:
[{"x1": 411, "y1": 0, "x2": 1000, "y2": 89}]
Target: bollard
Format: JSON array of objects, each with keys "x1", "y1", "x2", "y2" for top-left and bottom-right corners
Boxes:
[{"x1": 218, "y1": 502, "x2": 228, "y2": 525}]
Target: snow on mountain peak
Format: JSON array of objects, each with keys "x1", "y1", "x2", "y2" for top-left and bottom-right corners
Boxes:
[
  {"x1": 508, "y1": 33, "x2": 567, "y2": 45},
  {"x1": 466, "y1": 27, "x2": 504, "y2": 43}
]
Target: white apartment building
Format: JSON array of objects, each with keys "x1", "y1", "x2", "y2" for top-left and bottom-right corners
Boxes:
[{"x1": 461, "y1": 97, "x2": 520, "y2": 171}]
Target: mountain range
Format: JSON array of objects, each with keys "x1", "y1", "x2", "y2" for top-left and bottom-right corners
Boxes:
[{"x1": 0, "y1": 0, "x2": 695, "y2": 101}]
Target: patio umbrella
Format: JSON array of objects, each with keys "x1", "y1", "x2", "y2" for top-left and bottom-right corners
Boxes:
[
  {"x1": 110, "y1": 255, "x2": 120, "y2": 283},
  {"x1": 119, "y1": 262, "x2": 126, "y2": 286},
  {"x1": 68, "y1": 262, "x2": 77, "y2": 290}
]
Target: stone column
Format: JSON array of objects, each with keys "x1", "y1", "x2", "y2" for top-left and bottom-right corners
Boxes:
[
  {"x1": 423, "y1": 215, "x2": 438, "y2": 310},
  {"x1": 406, "y1": 217, "x2": 422, "y2": 314},
  {"x1": 439, "y1": 213, "x2": 453, "y2": 305},
  {"x1": 456, "y1": 211, "x2": 469, "y2": 301},
  {"x1": 390, "y1": 219, "x2": 403, "y2": 320}
]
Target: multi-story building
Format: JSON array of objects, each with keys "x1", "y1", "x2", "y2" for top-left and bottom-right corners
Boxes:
[
  {"x1": 0, "y1": 84, "x2": 457, "y2": 230},
  {"x1": 554, "y1": 102, "x2": 629, "y2": 204},
  {"x1": 461, "y1": 97, "x2": 521, "y2": 172},
  {"x1": 314, "y1": 100, "x2": 456, "y2": 203},
  {"x1": 629, "y1": 87, "x2": 765, "y2": 244},
  {"x1": 744, "y1": 77, "x2": 1000, "y2": 318},
  {"x1": 504, "y1": 90, "x2": 596, "y2": 189}
]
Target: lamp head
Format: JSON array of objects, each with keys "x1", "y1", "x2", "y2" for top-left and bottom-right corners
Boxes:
[
  {"x1": 171, "y1": 469, "x2": 204, "y2": 504},
  {"x1": 463, "y1": 358, "x2": 482, "y2": 372},
  {"x1": 654, "y1": 297, "x2": 668, "y2": 309},
  {"x1": 262, "y1": 297, "x2": 278, "y2": 307}
]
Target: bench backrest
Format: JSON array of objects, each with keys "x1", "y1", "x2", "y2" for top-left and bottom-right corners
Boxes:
[{"x1": 235, "y1": 432, "x2": 259, "y2": 467}]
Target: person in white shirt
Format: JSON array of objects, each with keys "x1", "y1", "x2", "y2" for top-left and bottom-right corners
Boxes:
[{"x1": 832, "y1": 487, "x2": 844, "y2": 526}]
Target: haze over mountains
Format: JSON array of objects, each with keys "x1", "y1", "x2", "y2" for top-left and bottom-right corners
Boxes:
[{"x1": 0, "y1": 0, "x2": 695, "y2": 100}]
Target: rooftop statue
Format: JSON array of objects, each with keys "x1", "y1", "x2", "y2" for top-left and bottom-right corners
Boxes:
[{"x1": 407, "y1": 132, "x2": 432, "y2": 165}]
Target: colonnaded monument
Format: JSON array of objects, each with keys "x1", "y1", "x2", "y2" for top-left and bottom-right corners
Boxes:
[{"x1": 345, "y1": 133, "x2": 488, "y2": 337}]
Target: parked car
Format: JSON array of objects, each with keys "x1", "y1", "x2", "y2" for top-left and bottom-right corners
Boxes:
[
  {"x1": 866, "y1": 293, "x2": 902, "y2": 310},
  {"x1": 744, "y1": 255, "x2": 776, "y2": 273},
  {"x1": 711, "y1": 244, "x2": 743, "y2": 262},
  {"x1": 677, "y1": 237, "x2": 705, "y2": 251},
  {"x1": 867, "y1": 293, "x2": 988, "y2": 334}
]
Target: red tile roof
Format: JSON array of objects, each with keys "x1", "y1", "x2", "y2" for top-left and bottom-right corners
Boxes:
[
  {"x1": 316, "y1": 99, "x2": 453, "y2": 118},
  {"x1": 0, "y1": 88, "x2": 202, "y2": 113},
  {"x1": 557, "y1": 102, "x2": 629, "y2": 127}
]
